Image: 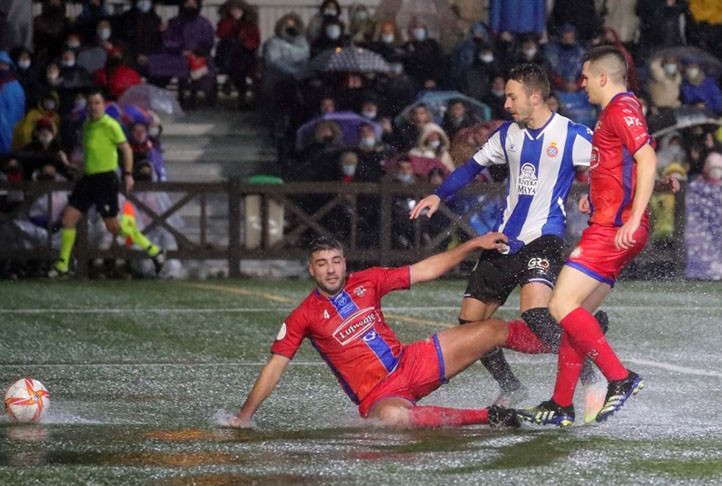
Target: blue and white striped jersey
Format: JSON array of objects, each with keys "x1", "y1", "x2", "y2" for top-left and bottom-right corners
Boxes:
[{"x1": 473, "y1": 113, "x2": 592, "y2": 253}]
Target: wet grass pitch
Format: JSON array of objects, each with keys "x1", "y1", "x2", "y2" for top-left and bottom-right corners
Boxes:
[{"x1": 1, "y1": 278, "x2": 720, "y2": 484}]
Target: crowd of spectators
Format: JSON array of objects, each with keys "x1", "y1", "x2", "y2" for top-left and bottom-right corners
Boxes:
[{"x1": 1, "y1": 0, "x2": 721, "y2": 277}]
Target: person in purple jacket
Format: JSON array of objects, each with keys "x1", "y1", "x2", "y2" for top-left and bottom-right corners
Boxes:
[{"x1": 150, "y1": 0, "x2": 217, "y2": 108}]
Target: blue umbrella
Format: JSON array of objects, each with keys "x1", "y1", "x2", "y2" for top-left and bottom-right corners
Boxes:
[
  {"x1": 296, "y1": 111, "x2": 382, "y2": 151},
  {"x1": 394, "y1": 90, "x2": 492, "y2": 126}
]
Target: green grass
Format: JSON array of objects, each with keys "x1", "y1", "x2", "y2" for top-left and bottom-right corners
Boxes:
[{"x1": 0, "y1": 279, "x2": 720, "y2": 484}]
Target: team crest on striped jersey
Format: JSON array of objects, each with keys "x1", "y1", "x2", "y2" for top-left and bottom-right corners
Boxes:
[{"x1": 546, "y1": 142, "x2": 559, "y2": 157}]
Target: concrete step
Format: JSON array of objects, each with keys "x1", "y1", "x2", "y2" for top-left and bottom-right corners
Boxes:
[{"x1": 161, "y1": 105, "x2": 278, "y2": 182}]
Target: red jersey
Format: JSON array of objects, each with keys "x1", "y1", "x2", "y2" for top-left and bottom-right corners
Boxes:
[
  {"x1": 271, "y1": 267, "x2": 410, "y2": 404},
  {"x1": 588, "y1": 92, "x2": 652, "y2": 227}
]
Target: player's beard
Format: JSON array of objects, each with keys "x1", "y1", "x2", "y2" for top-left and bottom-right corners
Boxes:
[{"x1": 317, "y1": 275, "x2": 345, "y2": 297}]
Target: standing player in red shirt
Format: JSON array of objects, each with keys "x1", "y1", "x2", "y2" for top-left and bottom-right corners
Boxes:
[
  {"x1": 518, "y1": 46, "x2": 660, "y2": 427},
  {"x1": 227, "y1": 234, "x2": 556, "y2": 429}
]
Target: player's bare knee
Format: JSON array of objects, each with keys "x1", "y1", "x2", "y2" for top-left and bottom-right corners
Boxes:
[
  {"x1": 470, "y1": 318, "x2": 508, "y2": 346},
  {"x1": 374, "y1": 404, "x2": 410, "y2": 427},
  {"x1": 547, "y1": 296, "x2": 566, "y2": 322}
]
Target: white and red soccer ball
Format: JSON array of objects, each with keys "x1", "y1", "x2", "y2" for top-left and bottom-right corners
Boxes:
[{"x1": 4, "y1": 378, "x2": 51, "y2": 423}]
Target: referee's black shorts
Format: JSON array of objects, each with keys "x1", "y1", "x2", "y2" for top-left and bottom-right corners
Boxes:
[
  {"x1": 68, "y1": 171, "x2": 120, "y2": 218},
  {"x1": 464, "y1": 235, "x2": 565, "y2": 306}
]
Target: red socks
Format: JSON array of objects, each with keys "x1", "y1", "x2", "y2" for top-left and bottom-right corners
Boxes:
[
  {"x1": 503, "y1": 320, "x2": 553, "y2": 354},
  {"x1": 552, "y1": 307, "x2": 628, "y2": 406},
  {"x1": 409, "y1": 406, "x2": 489, "y2": 427},
  {"x1": 559, "y1": 307, "x2": 627, "y2": 380},
  {"x1": 552, "y1": 331, "x2": 586, "y2": 406}
]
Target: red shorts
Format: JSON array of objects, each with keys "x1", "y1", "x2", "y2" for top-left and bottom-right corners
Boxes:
[
  {"x1": 566, "y1": 223, "x2": 649, "y2": 285},
  {"x1": 358, "y1": 335, "x2": 446, "y2": 418}
]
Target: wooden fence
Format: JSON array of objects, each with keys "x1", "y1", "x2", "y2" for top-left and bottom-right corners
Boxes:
[{"x1": 0, "y1": 179, "x2": 687, "y2": 279}]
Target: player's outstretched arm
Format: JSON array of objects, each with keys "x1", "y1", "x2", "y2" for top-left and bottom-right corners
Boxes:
[
  {"x1": 409, "y1": 232, "x2": 508, "y2": 285},
  {"x1": 227, "y1": 354, "x2": 290, "y2": 427},
  {"x1": 410, "y1": 158, "x2": 486, "y2": 220}
]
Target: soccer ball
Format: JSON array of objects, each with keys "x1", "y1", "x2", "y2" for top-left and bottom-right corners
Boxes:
[{"x1": 4, "y1": 378, "x2": 51, "y2": 423}]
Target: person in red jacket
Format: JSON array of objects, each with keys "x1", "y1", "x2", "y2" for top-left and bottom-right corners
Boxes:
[
  {"x1": 92, "y1": 47, "x2": 142, "y2": 100},
  {"x1": 215, "y1": 0, "x2": 260, "y2": 108}
]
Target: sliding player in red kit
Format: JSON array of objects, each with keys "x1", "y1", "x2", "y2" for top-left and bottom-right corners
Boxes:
[
  {"x1": 226, "y1": 234, "x2": 556, "y2": 429},
  {"x1": 518, "y1": 46, "x2": 666, "y2": 427}
]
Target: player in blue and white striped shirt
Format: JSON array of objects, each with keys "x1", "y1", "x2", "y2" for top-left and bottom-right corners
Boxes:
[{"x1": 410, "y1": 64, "x2": 608, "y2": 410}]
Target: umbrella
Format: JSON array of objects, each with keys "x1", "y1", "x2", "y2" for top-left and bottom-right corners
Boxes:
[
  {"x1": 118, "y1": 84, "x2": 185, "y2": 118},
  {"x1": 309, "y1": 46, "x2": 392, "y2": 74},
  {"x1": 384, "y1": 154, "x2": 452, "y2": 179},
  {"x1": 394, "y1": 90, "x2": 491, "y2": 127},
  {"x1": 650, "y1": 46, "x2": 722, "y2": 78},
  {"x1": 295, "y1": 111, "x2": 383, "y2": 151},
  {"x1": 649, "y1": 106, "x2": 721, "y2": 138}
]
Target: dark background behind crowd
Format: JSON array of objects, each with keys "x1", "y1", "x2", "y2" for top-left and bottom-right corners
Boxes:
[{"x1": 0, "y1": 0, "x2": 721, "y2": 276}]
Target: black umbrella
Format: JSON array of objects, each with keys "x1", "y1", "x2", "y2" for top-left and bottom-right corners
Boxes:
[
  {"x1": 309, "y1": 46, "x2": 392, "y2": 74},
  {"x1": 649, "y1": 106, "x2": 721, "y2": 138}
]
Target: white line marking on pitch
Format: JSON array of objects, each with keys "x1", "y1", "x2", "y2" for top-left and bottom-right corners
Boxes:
[
  {"x1": 624, "y1": 358, "x2": 722, "y2": 378},
  {"x1": 4, "y1": 360, "x2": 720, "y2": 378}
]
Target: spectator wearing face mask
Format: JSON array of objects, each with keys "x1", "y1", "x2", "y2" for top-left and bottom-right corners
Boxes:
[
  {"x1": 482, "y1": 74, "x2": 510, "y2": 121},
  {"x1": 291, "y1": 120, "x2": 343, "y2": 182},
  {"x1": 655, "y1": 132, "x2": 686, "y2": 175},
  {"x1": 114, "y1": 0, "x2": 163, "y2": 74},
  {"x1": 77, "y1": 18, "x2": 117, "y2": 75},
  {"x1": 460, "y1": 42, "x2": 503, "y2": 102},
  {"x1": 544, "y1": 23, "x2": 586, "y2": 92},
  {"x1": 310, "y1": 17, "x2": 349, "y2": 58},
  {"x1": 12, "y1": 92, "x2": 60, "y2": 152},
  {"x1": 128, "y1": 122, "x2": 167, "y2": 182},
  {"x1": 260, "y1": 12, "x2": 309, "y2": 128},
  {"x1": 390, "y1": 156, "x2": 417, "y2": 249},
  {"x1": 307, "y1": 0, "x2": 342, "y2": 45},
  {"x1": 337, "y1": 148, "x2": 381, "y2": 249},
  {"x1": 449, "y1": 21, "x2": 493, "y2": 91},
  {"x1": 648, "y1": 56, "x2": 682, "y2": 109},
  {"x1": 365, "y1": 20, "x2": 404, "y2": 63},
  {"x1": 400, "y1": 19, "x2": 446, "y2": 90},
  {"x1": 56, "y1": 48, "x2": 92, "y2": 114},
  {"x1": 390, "y1": 103, "x2": 433, "y2": 154},
  {"x1": 409, "y1": 123, "x2": 455, "y2": 172},
  {"x1": 59, "y1": 48, "x2": 91, "y2": 91},
  {"x1": 9, "y1": 48, "x2": 41, "y2": 110},
  {"x1": 16, "y1": 117, "x2": 74, "y2": 181},
  {"x1": 348, "y1": 4, "x2": 375, "y2": 44},
  {"x1": 75, "y1": 0, "x2": 110, "y2": 45},
  {"x1": 700, "y1": 151, "x2": 722, "y2": 185},
  {"x1": 353, "y1": 123, "x2": 385, "y2": 182},
  {"x1": 510, "y1": 34, "x2": 552, "y2": 79},
  {"x1": 441, "y1": 99, "x2": 477, "y2": 140},
  {"x1": 680, "y1": 60, "x2": 722, "y2": 116}
]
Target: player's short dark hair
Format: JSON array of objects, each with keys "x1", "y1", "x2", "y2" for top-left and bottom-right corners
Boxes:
[
  {"x1": 583, "y1": 45, "x2": 627, "y2": 84},
  {"x1": 86, "y1": 86, "x2": 107, "y2": 100},
  {"x1": 308, "y1": 236, "x2": 344, "y2": 261},
  {"x1": 508, "y1": 63, "x2": 550, "y2": 101}
]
